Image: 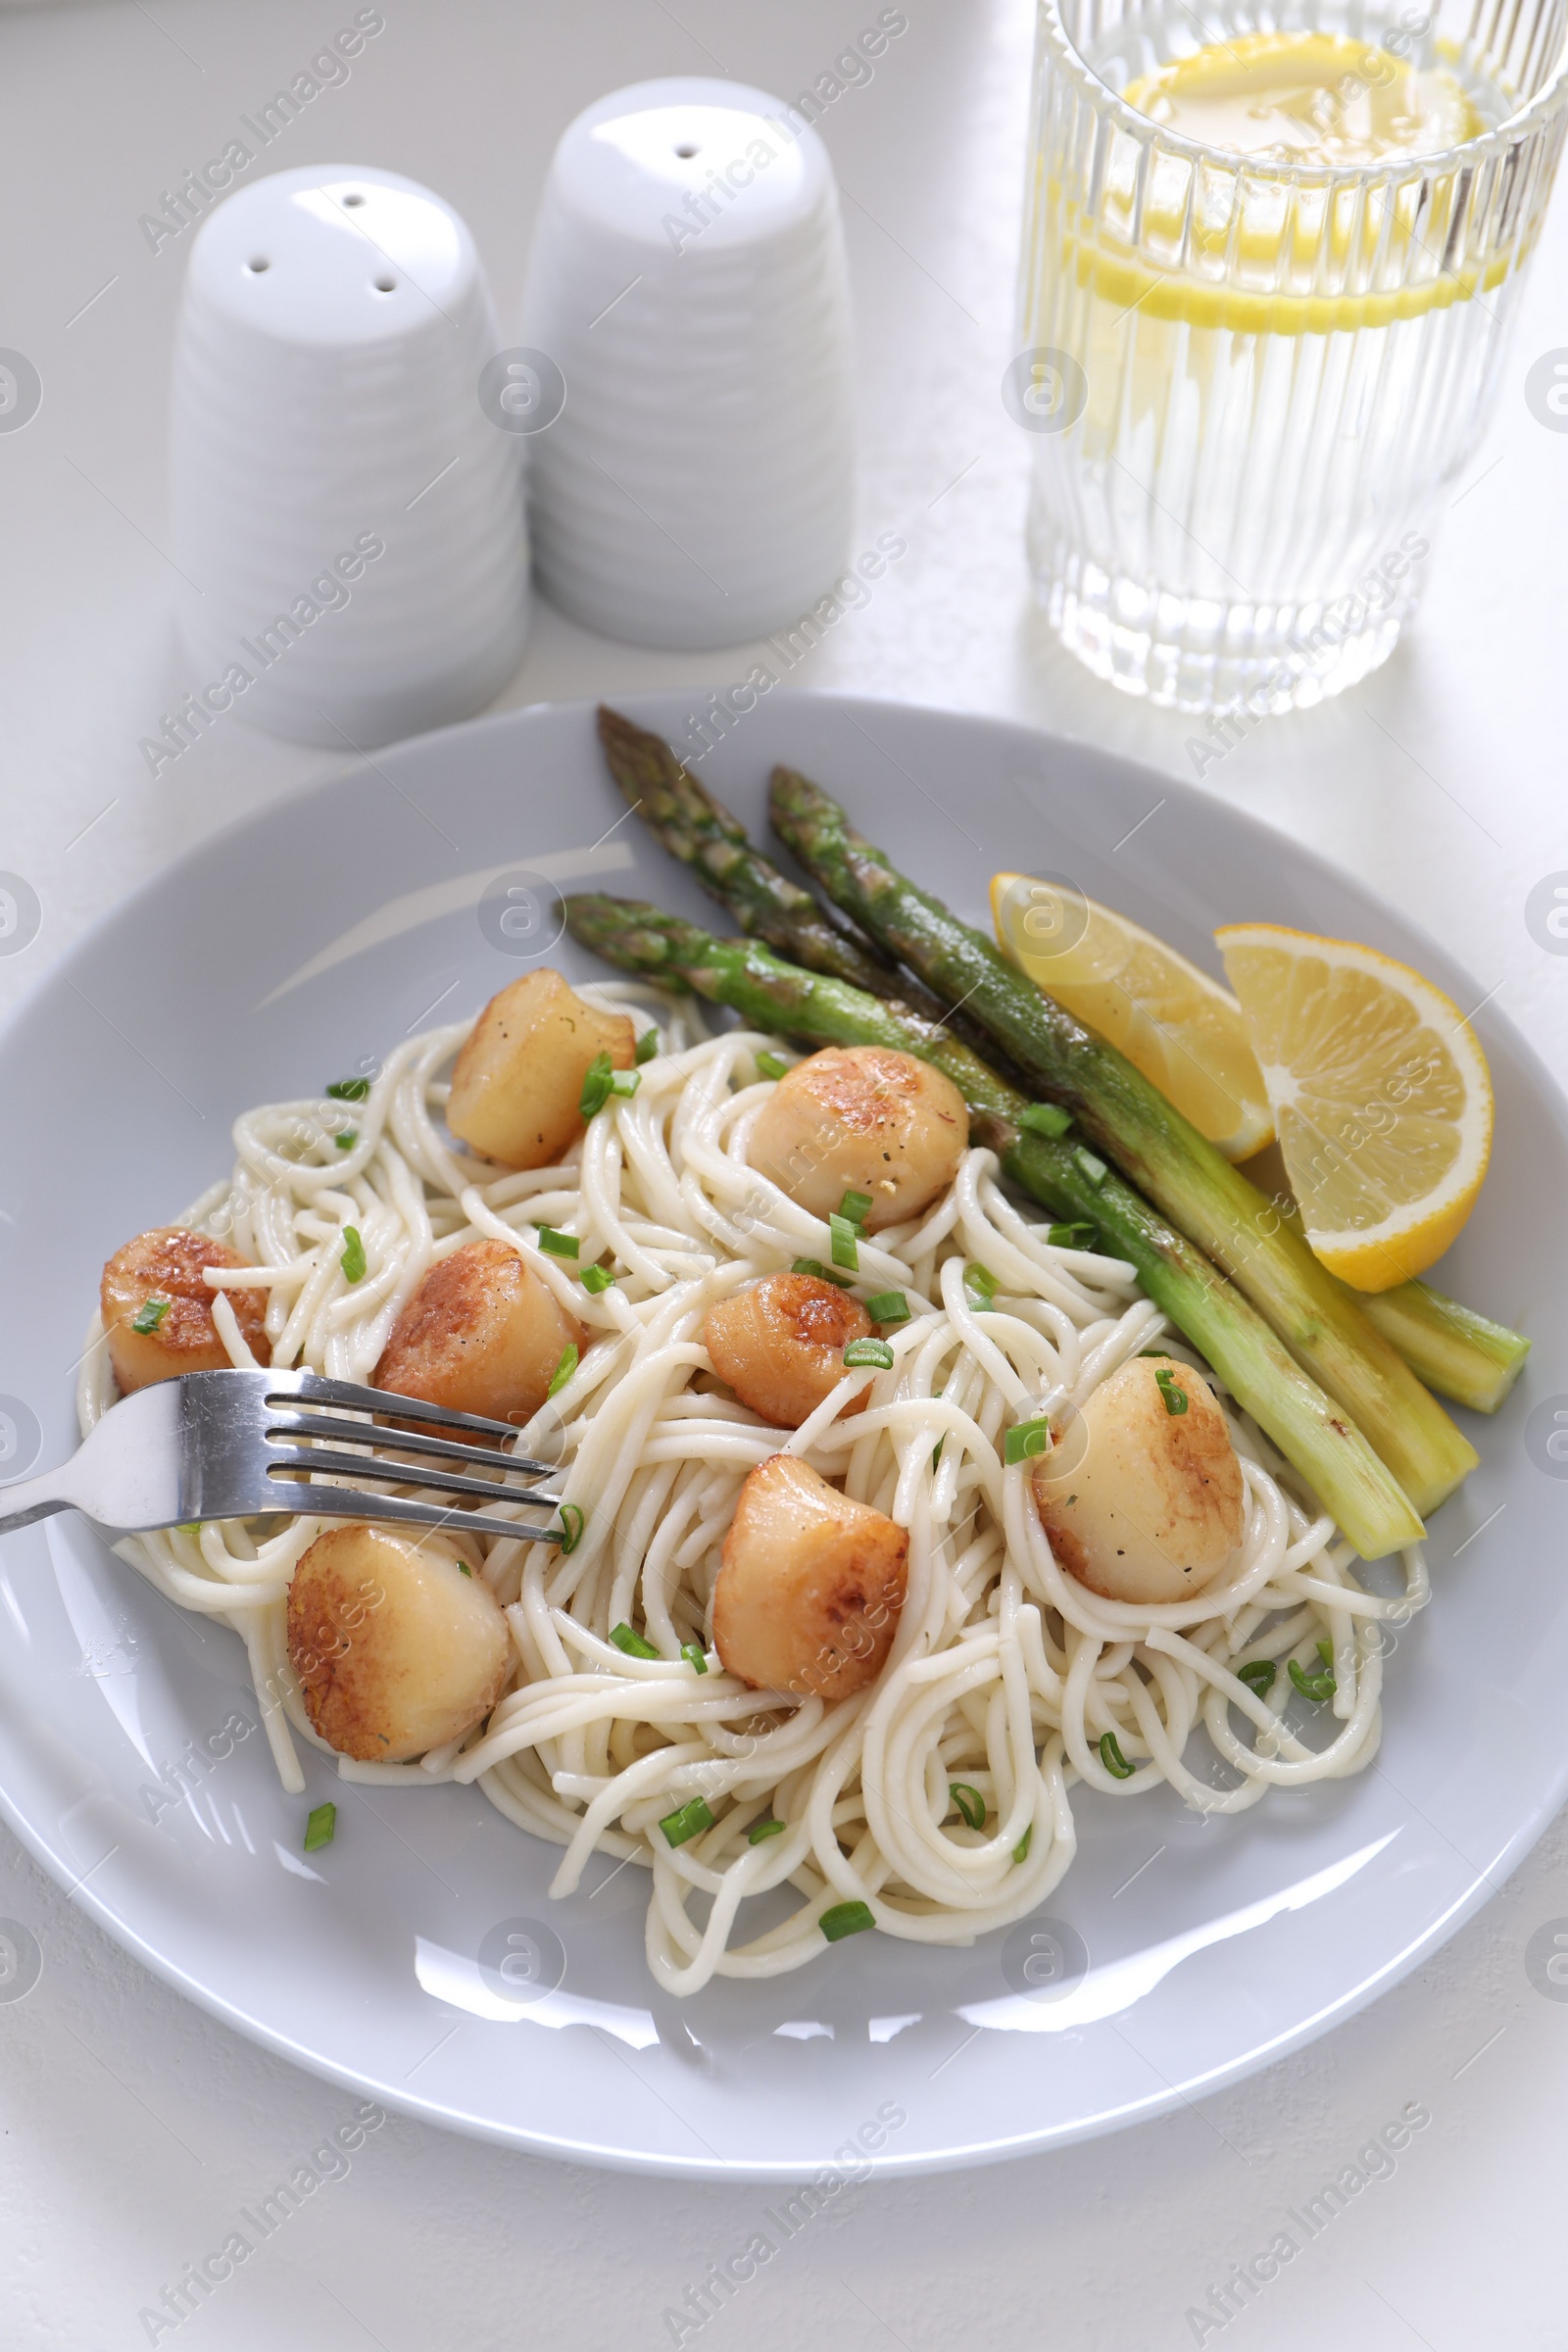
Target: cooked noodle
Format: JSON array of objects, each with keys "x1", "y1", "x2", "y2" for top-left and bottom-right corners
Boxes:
[{"x1": 77, "y1": 985, "x2": 1428, "y2": 1993}]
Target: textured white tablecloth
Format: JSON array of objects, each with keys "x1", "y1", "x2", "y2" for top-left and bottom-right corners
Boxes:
[{"x1": 3, "y1": 2, "x2": 1566, "y2": 2344}]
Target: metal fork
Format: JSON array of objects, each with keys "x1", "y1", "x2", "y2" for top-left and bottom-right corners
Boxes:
[{"x1": 0, "y1": 1369, "x2": 566, "y2": 1544}]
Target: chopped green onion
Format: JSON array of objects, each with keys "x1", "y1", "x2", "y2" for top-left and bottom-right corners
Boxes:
[
  {"x1": 634, "y1": 1026, "x2": 660, "y2": 1064},
  {"x1": 1153, "y1": 1366, "x2": 1189, "y2": 1416},
  {"x1": 537, "y1": 1226, "x2": 579, "y2": 1258},
  {"x1": 556, "y1": 1503, "x2": 585, "y2": 1555},
  {"x1": 1288, "y1": 1656, "x2": 1336, "y2": 1702},
  {"x1": 579, "y1": 1050, "x2": 615, "y2": 1118},
  {"x1": 1317, "y1": 1639, "x2": 1334, "y2": 1667},
  {"x1": 580, "y1": 1262, "x2": 616, "y2": 1295},
  {"x1": 610, "y1": 1067, "x2": 640, "y2": 1100},
  {"x1": 611, "y1": 1621, "x2": 661, "y2": 1659},
  {"x1": 828, "y1": 1212, "x2": 859, "y2": 1272},
  {"x1": 962, "y1": 1262, "x2": 998, "y2": 1312},
  {"x1": 843, "y1": 1337, "x2": 894, "y2": 1371},
  {"x1": 950, "y1": 1783, "x2": 986, "y2": 1831},
  {"x1": 792, "y1": 1255, "x2": 853, "y2": 1289},
  {"x1": 865, "y1": 1290, "x2": 910, "y2": 1325},
  {"x1": 660, "y1": 1797, "x2": 714, "y2": 1848},
  {"x1": 457, "y1": 1562, "x2": 471, "y2": 1576},
  {"x1": 931, "y1": 1438, "x2": 944, "y2": 1471},
  {"x1": 304, "y1": 1802, "x2": 336, "y2": 1852},
  {"x1": 175, "y1": 1522, "x2": 201, "y2": 1537},
  {"x1": 749, "y1": 1816, "x2": 786, "y2": 1843},
  {"x1": 820, "y1": 1899, "x2": 875, "y2": 1942},
  {"x1": 1048, "y1": 1222, "x2": 1098, "y2": 1250},
  {"x1": 547, "y1": 1344, "x2": 578, "y2": 1397},
  {"x1": 681, "y1": 1642, "x2": 709, "y2": 1674},
  {"x1": 334, "y1": 1129, "x2": 357, "y2": 1151},
  {"x1": 1004, "y1": 1417, "x2": 1052, "y2": 1465},
  {"x1": 1018, "y1": 1102, "x2": 1071, "y2": 1137},
  {"x1": 1074, "y1": 1147, "x2": 1108, "y2": 1188},
  {"x1": 1237, "y1": 1659, "x2": 1276, "y2": 1696},
  {"x1": 131, "y1": 1298, "x2": 172, "y2": 1334},
  {"x1": 755, "y1": 1051, "x2": 789, "y2": 1081},
  {"x1": 1012, "y1": 1825, "x2": 1033, "y2": 1864},
  {"x1": 340, "y1": 1228, "x2": 367, "y2": 1284},
  {"x1": 837, "y1": 1189, "x2": 873, "y2": 1228},
  {"x1": 1099, "y1": 1730, "x2": 1135, "y2": 1779},
  {"x1": 325, "y1": 1077, "x2": 370, "y2": 1102}
]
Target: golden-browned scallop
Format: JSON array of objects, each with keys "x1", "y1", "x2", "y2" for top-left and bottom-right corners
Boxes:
[
  {"x1": 703, "y1": 1272, "x2": 874, "y2": 1430},
  {"x1": 101, "y1": 1227, "x2": 269, "y2": 1395},
  {"x1": 373, "y1": 1240, "x2": 585, "y2": 1427},
  {"x1": 287, "y1": 1524, "x2": 510, "y2": 1762},
  {"x1": 713, "y1": 1453, "x2": 908, "y2": 1701},
  {"x1": 1033, "y1": 1354, "x2": 1246, "y2": 1605},
  {"x1": 747, "y1": 1046, "x2": 967, "y2": 1231},
  {"x1": 447, "y1": 968, "x2": 635, "y2": 1169}
]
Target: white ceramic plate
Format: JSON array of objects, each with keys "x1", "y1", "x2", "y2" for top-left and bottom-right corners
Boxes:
[{"x1": 0, "y1": 692, "x2": 1561, "y2": 2180}]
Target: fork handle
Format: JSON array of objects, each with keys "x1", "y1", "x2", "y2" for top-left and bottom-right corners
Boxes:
[{"x1": 0, "y1": 1464, "x2": 81, "y2": 1536}]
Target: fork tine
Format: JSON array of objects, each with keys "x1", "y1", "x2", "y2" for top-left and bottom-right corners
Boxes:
[
  {"x1": 284, "y1": 1484, "x2": 564, "y2": 1544},
  {"x1": 277, "y1": 1371, "x2": 529, "y2": 1445},
  {"x1": 266, "y1": 1446, "x2": 564, "y2": 1508},
  {"x1": 268, "y1": 1409, "x2": 558, "y2": 1480}
]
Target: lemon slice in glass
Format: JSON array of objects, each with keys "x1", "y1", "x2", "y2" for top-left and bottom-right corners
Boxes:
[
  {"x1": 1215, "y1": 923, "x2": 1494, "y2": 1291},
  {"x1": 991, "y1": 872, "x2": 1273, "y2": 1160}
]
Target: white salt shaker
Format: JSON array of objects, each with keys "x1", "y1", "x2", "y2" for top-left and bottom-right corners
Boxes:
[
  {"x1": 519, "y1": 77, "x2": 855, "y2": 650},
  {"x1": 169, "y1": 164, "x2": 528, "y2": 749}
]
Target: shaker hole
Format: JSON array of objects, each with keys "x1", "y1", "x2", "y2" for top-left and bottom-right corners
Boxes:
[
  {"x1": 372, "y1": 276, "x2": 397, "y2": 293},
  {"x1": 674, "y1": 143, "x2": 700, "y2": 157},
  {"x1": 342, "y1": 191, "x2": 367, "y2": 207},
  {"x1": 246, "y1": 257, "x2": 270, "y2": 272}
]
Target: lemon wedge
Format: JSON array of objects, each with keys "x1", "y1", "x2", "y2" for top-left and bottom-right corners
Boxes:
[
  {"x1": 1215, "y1": 923, "x2": 1494, "y2": 1292},
  {"x1": 991, "y1": 873, "x2": 1273, "y2": 1160}
]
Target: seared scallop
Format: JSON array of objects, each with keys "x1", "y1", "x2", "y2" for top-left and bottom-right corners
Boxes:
[
  {"x1": 287, "y1": 1523, "x2": 510, "y2": 1762},
  {"x1": 101, "y1": 1227, "x2": 269, "y2": 1394},
  {"x1": 748, "y1": 1046, "x2": 967, "y2": 1231},
  {"x1": 1033, "y1": 1354, "x2": 1246, "y2": 1604},
  {"x1": 373, "y1": 1240, "x2": 584, "y2": 1427},
  {"x1": 447, "y1": 968, "x2": 635, "y2": 1169},
  {"x1": 713, "y1": 1453, "x2": 908, "y2": 1701},
  {"x1": 703, "y1": 1272, "x2": 873, "y2": 1429}
]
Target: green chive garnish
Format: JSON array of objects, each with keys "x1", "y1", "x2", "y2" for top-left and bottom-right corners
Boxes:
[
  {"x1": 1004, "y1": 1416, "x2": 1052, "y2": 1464},
  {"x1": 792, "y1": 1255, "x2": 853, "y2": 1289},
  {"x1": 611, "y1": 1622, "x2": 661, "y2": 1659},
  {"x1": 681, "y1": 1642, "x2": 708, "y2": 1674},
  {"x1": 556, "y1": 1503, "x2": 584, "y2": 1554},
  {"x1": 537, "y1": 1226, "x2": 579, "y2": 1258},
  {"x1": 749, "y1": 1817, "x2": 786, "y2": 1843},
  {"x1": 828, "y1": 1212, "x2": 859, "y2": 1272},
  {"x1": 1047, "y1": 1222, "x2": 1098, "y2": 1250},
  {"x1": 1074, "y1": 1147, "x2": 1108, "y2": 1188},
  {"x1": 843, "y1": 1337, "x2": 894, "y2": 1371},
  {"x1": 334, "y1": 1130, "x2": 357, "y2": 1151},
  {"x1": 1288, "y1": 1656, "x2": 1336, "y2": 1702},
  {"x1": 579, "y1": 1051, "x2": 614, "y2": 1118},
  {"x1": 1237, "y1": 1659, "x2": 1276, "y2": 1695},
  {"x1": 634, "y1": 1026, "x2": 660, "y2": 1065},
  {"x1": 304, "y1": 1802, "x2": 336, "y2": 1852},
  {"x1": 660, "y1": 1797, "x2": 714, "y2": 1848},
  {"x1": 1099, "y1": 1730, "x2": 1135, "y2": 1779},
  {"x1": 837, "y1": 1189, "x2": 873, "y2": 1228},
  {"x1": 131, "y1": 1298, "x2": 172, "y2": 1334},
  {"x1": 866, "y1": 1291, "x2": 910, "y2": 1325},
  {"x1": 547, "y1": 1344, "x2": 578, "y2": 1397},
  {"x1": 1153, "y1": 1366, "x2": 1189, "y2": 1416},
  {"x1": 325, "y1": 1077, "x2": 370, "y2": 1102},
  {"x1": 1018, "y1": 1102, "x2": 1071, "y2": 1137},
  {"x1": 755, "y1": 1051, "x2": 789, "y2": 1082},
  {"x1": 580, "y1": 1263, "x2": 616, "y2": 1294},
  {"x1": 340, "y1": 1228, "x2": 367, "y2": 1284},
  {"x1": 820, "y1": 1899, "x2": 875, "y2": 1942},
  {"x1": 950, "y1": 1783, "x2": 986, "y2": 1831},
  {"x1": 1012, "y1": 1825, "x2": 1033, "y2": 1864},
  {"x1": 962, "y1": 1263, "x2": 998, "y2": 1312}
]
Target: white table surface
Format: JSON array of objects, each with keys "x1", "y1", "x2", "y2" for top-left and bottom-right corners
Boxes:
[{"x1": 3, "y1": 1, "x2": 1567, "y2": 2344}]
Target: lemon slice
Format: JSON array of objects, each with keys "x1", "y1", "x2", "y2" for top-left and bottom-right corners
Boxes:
[
  {"x1": 991, "y1": 873, "x2": 1273, "y2": 1160},
  {"x1": 1214, "y1": 923, "x2": 1494, "y2": 1292}
]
